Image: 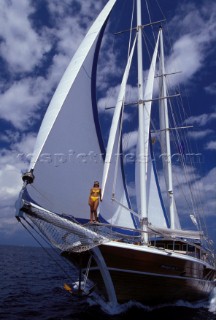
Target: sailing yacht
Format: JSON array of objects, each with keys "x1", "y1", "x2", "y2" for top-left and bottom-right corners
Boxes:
[{"x1": 16, "y1": 0, "x2": 216, "y2": 307}]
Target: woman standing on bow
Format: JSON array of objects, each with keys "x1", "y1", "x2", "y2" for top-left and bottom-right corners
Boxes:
[{"x1": 88, "y1": 181, "x2": 102, "y2": 223}]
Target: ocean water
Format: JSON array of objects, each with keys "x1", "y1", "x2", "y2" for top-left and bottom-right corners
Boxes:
[{"x1": 0, "y1": 245, "x2": 215, "y2": 320}]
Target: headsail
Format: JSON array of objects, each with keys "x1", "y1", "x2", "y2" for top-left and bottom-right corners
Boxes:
[{"x1": 23, "y1": 0, "x2": 117, "y2": 220}]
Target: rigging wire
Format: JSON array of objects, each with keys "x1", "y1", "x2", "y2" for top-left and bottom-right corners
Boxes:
[
  {"x1": 145, "y1": 0, "x2": 157, "y2": 44},
  {"x1": 158, "y1": 11, "x2": 197, "y2": 220},
  {"x1": 155, "y1": 0, "x2": 166, "y2": 20},
  {"x1": 165, "y1": 66, "x2": 205, "y2": 232},
  {"x1": 127, "y1": 0, "x2": 135, "y2": 58},
  {"x1": 164, "y1": 79, "x2": 202, "y2": 231},
  {"x1": 168, "y1": 91, "x2": 196, "y2": 209},
  {"x1": 146, "y1": 0, "x2": 211, "y2": 240},
  {"x1": 145, "y1": 0, "x2": 207, "y2": 236},
  {"x1": 177, "y1": 88, "x2": 210, "y2": 239},
  {"x1": 30, "y1": 185, "x2": 54, "y2": 207},
  {"x1": 19, "y1": 217, "x2": 76, "y2": 281},
  {"x1": 166, "y1": 72, "x2": 209, "y2": 238}
]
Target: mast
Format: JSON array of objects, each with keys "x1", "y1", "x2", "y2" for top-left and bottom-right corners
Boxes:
[
  {"x1": 137, "y1": 0, "x2": 148, "y2": 243},
  {"x1": 159, "y1": 28, "x2": 175, "y2": 229}
]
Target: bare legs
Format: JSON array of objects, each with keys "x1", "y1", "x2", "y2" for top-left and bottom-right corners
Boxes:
[{"x1": 89, "y1": 199, "x2": 99, "y2": 222}]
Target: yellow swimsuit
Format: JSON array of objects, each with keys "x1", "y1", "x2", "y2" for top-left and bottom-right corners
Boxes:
[{"x1": 90, "y1": 189, "x2": 100, "y2": 202}]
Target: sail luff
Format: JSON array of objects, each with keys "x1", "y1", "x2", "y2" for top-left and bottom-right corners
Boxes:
[{"x1": 101, "y1": 36, "x2": 137, "y2": 199}]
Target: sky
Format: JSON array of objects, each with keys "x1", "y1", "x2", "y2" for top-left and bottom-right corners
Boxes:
[{"x1": 0, "y1": 0, "x2": 215, "y2": 247}]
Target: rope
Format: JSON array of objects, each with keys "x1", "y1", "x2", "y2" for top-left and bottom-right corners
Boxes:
[{"x1": 112, "y1": 197, "x2": 140, "y2": 218}]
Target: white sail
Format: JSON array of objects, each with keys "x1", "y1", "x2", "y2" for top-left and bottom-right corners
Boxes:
[
  {"x1": 101, "y1": 36, "x2": 137, "y2": 198},
  {"x1": 159, "y1": 102, "x2": 181, "y2": 229},
  {"x1": 99, "y1": 36, "x2": 138, "y2": 230},
  {"x1": 24, "y1": 0, "x2": 117, "y2": 220},
  {"x1": 158, "y1": 29, "x2": 181, "y2": 229},
  {"x1": 135, "y1": 31, "x2": 168, "y2": 228},
  {"x1": 100, "y1": 137, "x2": 138, "y2": 229}
]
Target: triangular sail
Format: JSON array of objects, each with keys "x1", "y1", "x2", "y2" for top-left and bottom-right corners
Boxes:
[
  {"x1": 158, "y1": 29, "x2": 181, "y2": 229},
  {"x1": 100, "y1": 36, "x2": 138, "y2": 229},
  {"x1": 23, "y1": 0, "x2": 117, "y2": 220},
  {"x1": 101, "y1": 35, "x2": 137, "y2": 198},
  {"x1": 135, "y1": 31, "x2": 168, "y2": 228}
]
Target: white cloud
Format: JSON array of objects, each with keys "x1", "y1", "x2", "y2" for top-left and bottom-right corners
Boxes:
[
  {"x1": 0, "y1": 79, "x2": 42, "y2": 129},
  {"x1": 0, "y1": 0, "x2": 52, "y2": 73},
  {"x1": 123, "y1": 130, "x2": 137, "y2": 152},
  {"x1": 193, "y1": 167, "x2": 216, "y2": 216},
  {"x1": 0, "y1": 133, "x2": 36, "y2": 232},
  {"x1": 166, "y1": 1, "x2": 216, "y2": 86},
  {"x1": 166, "y1": 35, "x2": 202, "y2": 84},
  {"x1": 205, "y1": 141, "x2": 216, "y2": 150},
  {"x1": 46, "y1": 0, "x2": 105, "y2": 57},
  {"x1": 0, "y1": 0, "x2": 106, "y2": 130},
  {"x1": 14, "y1": 133, "x2": 37, "y2": 156},
  {"x1": 187, "y1": 129, "x2": 214, "y2": 139},
  {"x1": 0, "y1": 130, "x2": 21, "y2": 144},
  {"x1": 159, "y1": 162, "x2": 216, "y2": 226},
  {"x1": 0, "y1": 163, "x2": 23, "y2": 201},
  {"x1": 46, "y1": 0, "x2": 104, "y2": 23},
  {"x1": 185, "y1": 112, "x2": 216, "y2": 127},
  {"x1": 98, "y1": 84, "x2": 137, "y2": 113},
  {"x1": 97, "y1": 36, "x2": 124, "y2": 91},
  {"x1": 205, "y1": 83, "x2": 216, "y2": 95}
]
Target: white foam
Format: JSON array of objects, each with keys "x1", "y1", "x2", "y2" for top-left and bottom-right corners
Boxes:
[
  {"x1": 87, "y1": 288, "x2": 216, "y2": 315},
  {"x1": 87, "y1": 292, "x2": 150, "y2": 315},
  {"x1": 208, "y1": 288, "x2": 216, "y2": 314}
]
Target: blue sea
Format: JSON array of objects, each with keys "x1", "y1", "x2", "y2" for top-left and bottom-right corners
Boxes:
[{"x1": 0, "y1": 245, "x2": 215, "y2": 320}]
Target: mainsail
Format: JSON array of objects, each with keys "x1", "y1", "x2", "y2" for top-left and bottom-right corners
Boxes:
[
  {"x1": 100, "y1": 35, "x2": 138, "y2": 229},
  {"x1": 158, "y1": 29, "x2": 181, "y2": 230},
  {"x1": 135, "y1": 31, "x2": 168, "y2": 228}
]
